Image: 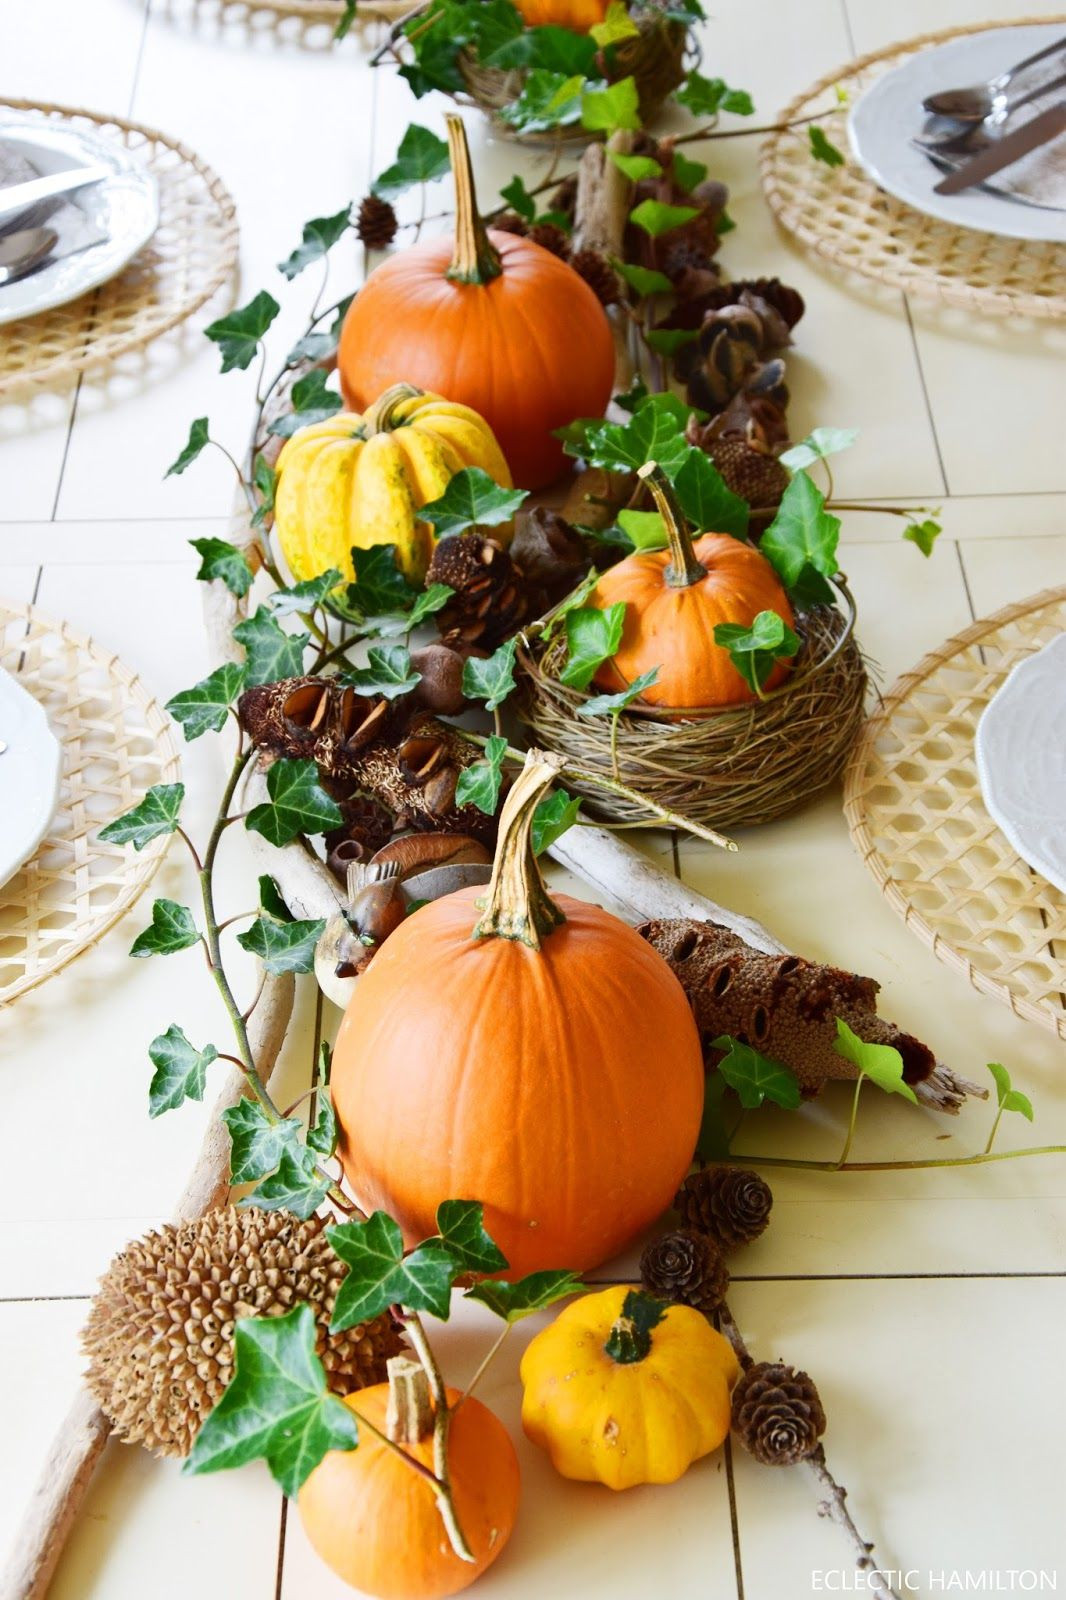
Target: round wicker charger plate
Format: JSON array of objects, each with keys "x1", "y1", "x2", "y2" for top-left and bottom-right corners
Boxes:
[
  {"x1": 0, "y1": 599, "x2": 182, "y2": 1007},
  {"x1": 843, "y1": 587, "x2": 1066, "y2": 1041},
  {"x1": 760, "y1": 18, "x2": 1066, "y2": 321},
  {"x1": 0, "y1": 101, "x2": 239, "y2": 400}
]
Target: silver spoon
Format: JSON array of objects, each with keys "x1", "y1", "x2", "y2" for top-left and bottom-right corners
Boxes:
[
  {"x1": 0, "y1": 226, "x2": 58, "y2": 286},
  {"x1": 922, "y1": 34, "x2": 1066, "y2": 121},
  {"x1": 917, "y1": 69, "x2": 1066, "y2": 154}
]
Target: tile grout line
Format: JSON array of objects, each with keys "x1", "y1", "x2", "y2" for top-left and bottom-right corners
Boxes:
[
  {"x1": 274, "y1": 1495, "x2": 288, "y2": 1600},
  {"x1": 901, "y1": 293, "x2": 951, "y2": 497},
  {"x1": 837, "y1": 0, "x2": 858, "y2": 59}
]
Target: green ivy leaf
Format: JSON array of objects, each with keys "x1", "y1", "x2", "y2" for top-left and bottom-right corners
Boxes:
[
  {"x1": 222, "y1": 1098, "x2": 306, "y2": 1183},
  {"x1": 612, "y1": 260, "x2": 674, "y2": 298},
  {"x1": 578, "y1": 666, "x2": 659, "y2": 716},
  {"x1": 258, "y1": 874, "x2": 292, "y2": 921},
  {"x1": 147, "y1": 1025, "x2": 217, "y2": 1118},
  {"x1": 525, "y1": 23, "x2": 597, "y2": 75},
  {"x1": 343, "y1": 644, "x2": 421, "y2": 700},
  {"x1": 268, "y1": 571, "x2": 343, "y2": 618},
  {"x1": 616, "y1": 509, "x2": 667, "y2": 550},
  {"x1": 760, "y1": 471, "x2": 841, "y2": 589},
  {"x1": 286, "y1": 329, "x2": 335, "y2": 366},
  {"x1": 328, "y1": 1211, "x2": 462, "y2": 1329},
  {"x1": 251, "y1": 453, "x2": 277, "y2": 528},
  {"x1": 183, "y1": 1304, "x2": 356, "y2": 1494},
  {"x1": 247, "y1": 1148, "x2": 330, "y2": 1220},
  {"x1": 672, "y1": 151, "x2": 707, "y2": 192},
  {"x1": 560, "y1": 603, "x2": 626, "y2": 690},
  {"x1": 428, "y1": 1200, "x2": 509, "y2": 1273},
  {"x1": 673, "y1": 446, "x2": 750, "y2": 538},
  {"x1": 190, "y1": 537, "x2": 253, "y2": 599},
  {"x1": 204, "y1": 291, "x2": 280, "y2": 373},
  {"x1": 165, "y1": 664, "x2": 246, "y2": 742},
  {"x1": 233, "y1": 607, "x2": 310, "y2": 686},
  {"x1": 407, "y1": 583, "x2": 454, "y2": 627},
  {"x1": 373, "y1": 124, "x2": 451, "y2": 199},
  {"x1": 695, "y1": 1071, "x2": 732, "y2": 1162},
  {"x1": 502, "y1": 69, "x2": 584, "y2": 134},
  {"x1": 130, "y1": 898, "x2": 200, "y2": 959},
  {"x1": 333, "y1": 0, "x2": 358, "y2": 37},
  {"x1": 614, "y1": 375, "x2": 650, "y2": 413},
  {"x1": 500, "y1": 173, "x2": 537, "y2": 222},
  {"x1": 589, "y1": 0, "x2": 639, "y2": 45},
  {"x1": 461, "y1": 637, "x2": 517, "y2": 712},
  {"x1": 344, "y1": 545, "x2": 417, "y2": 618},
  {"x1": 465, "y1": 1269, "x2": 583, "y2": 1322},
  {"x1": 165, "y1": 417, "x2": 211, "y2": 478},
  {"x1": 573, "y1": 392, "x2": 691, "y2": 475},
  {"x1": 532, "y1": 790, "x2": 581, "y2": 855},
  {"x1": 809, "y1": 126, "x2": 845, "y2": 167},
  {"x1": 712, "y1": 1035, "x2": 802, "y2": 1110},
  {"x1": 833, "y1": 1018, "x2": 918, "y2": 1103},
  {"x1": 455, "y1": 733, "x2": 507, "y2": 814},
  {"x1": 903, "y1": 519, "x2": 942, "y2": 558},
  {"x1": 714, "y1": 609, "x2": 799, "y2": 693},
  {"x1": 581, "y1": 75, "x2": 641, "y2": 133},
  {"x1": 644, "y1": 328, "x2": 700, "y2": 357},
  {"x1": 268, "y1": 369, "x2": 344, "y2": 437},
  {"x1": 608, "y1": 150, "x2": 662, "y2": 182},
  {"x1": 236, "y1": 912, "x2": 326, "y2": 975},
  {"x1": 99, "y1": 782, "x2": 185, "y2": 850},
  {"x1": 419, "y1": 468, "x2": 526, "y2": 538},
  {"x1": 987, "y1": 1061, "x2": 1034, "y2": 1122},
  {"x1": 278, "y1": 207, "x2": 353, "y2": 280},
  {"x1": 779, "y1": 427, "x2": 859, "y2": 471},
  {"x1": 245, "y1": 757, "x2": 344, "y2": 847},
  {"x1": 629, "y1": 198, "x2": 700, "y2": 237},
  {"x1": 306, "y1": 1097, "x2": 338, "y2": 1158},
  {"x1": 675, "y1": 71, "x2": 753, "y2": 117}
]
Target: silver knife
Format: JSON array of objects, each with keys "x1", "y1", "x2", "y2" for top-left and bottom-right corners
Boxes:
[
  {"x1": 933, "y1": 101, "x2": 1066, "y2": 195},
  {"x1": 0, "y1": 163, "x2": 112, "y2": 224}
]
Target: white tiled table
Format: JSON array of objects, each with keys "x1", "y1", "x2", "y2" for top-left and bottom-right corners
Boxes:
[{"x1": 2, "y1": 2, "x2": 1064, "y2": 1595}]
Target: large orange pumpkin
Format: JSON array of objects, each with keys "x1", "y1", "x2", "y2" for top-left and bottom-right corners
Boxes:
[
  {"x1": 515, "y1": 0, "x2": 609, "y2": 28},
  {"x1": 299, "y1": 1359, "x2": 519, "y2": 1600},
  {"x1": 591, "y1": 461, "x2": 797, "y2": 709},
  {"x1": 338, "y1": 115, "x2": 615, "y2": 491},
  {"x1": 331, "y1": 752, "x2": 704, "y2": 1278}
]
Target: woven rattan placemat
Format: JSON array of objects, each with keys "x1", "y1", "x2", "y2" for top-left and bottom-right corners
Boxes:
[
  {"x1": 760, "y1": 19, "x2": 1066, "y2": 321},
  {"x1": 0, "y1": 101, "x2": 238, "y2": 400},
  {"x1": 0, "y1": 599, "x2": 182, "y2": 1006},
  {"x1": 844, "y1": 587, "x2": 1066, "y2": 1041}
]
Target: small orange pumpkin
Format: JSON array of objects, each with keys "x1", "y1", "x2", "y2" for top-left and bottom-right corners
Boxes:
[
  {"x1": 298, "y1": 1358, "x2": 520, "y2": 1600},
  {"x1": 337, "y1": 116, "x2": 615, "y2": 490},
  {"x1": 591, "y1": 461, "x2": 796, "y2": 709},
  {"x1": 330, "y1": 751, "x2": 704, "y2": 1278},
  {"x1": 515, "y1": 0, "x2": 610, "y2": 28}
]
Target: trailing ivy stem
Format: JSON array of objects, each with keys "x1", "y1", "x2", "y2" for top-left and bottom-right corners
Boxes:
[
  {"x1": 673, "y1": 108, "x2": 834, "y2": 146},
  {"x1": 455, "y1": 1323, "x2": 512, "y2": 1410},
  {"x1": 983, "y1": 1105, "x2": 1004, "y2": 1156},
  {"x1": 346, "y1": 1404, "x2": 443, "y2": 1487},
  {"x1": 445, "y1": 114, "x2": 503, "y2": 286},
  {"x1": 638, "y1": 462, "x2": 706, "y2": 587},
  {"x1": 835, "y1": 1074, "x2": 865, "y2": 1169},
  {"x1": 400, "y1": 1311, "x2": 475, "y2": 1563},
  {"x1": 719, "y1": 1144, "x2": 1066, "y2": 1173},
  {"x1": 175, "y1": 826, "x2": 204, "y2": 873}
]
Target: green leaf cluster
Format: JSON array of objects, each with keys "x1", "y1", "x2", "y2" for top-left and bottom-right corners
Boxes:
[
  {"x1": 99, "y1": 783, "x2": 185, "y2": 850},
  {"x1": 560, "y1": 603, "x2": 626, "y2": 690},
  {"x1": 712, "y1": 1035, "x2": 802, "y2": 1110},
  {"x1": 713, "y1": 609, "x2": 799, "y2": 694},
  {"x1": 418, "y1": 468, "x2": 526, "y2": 538},
  {"x1": 455, "y1": 732, "x2": 508, "y2": 814},
  {"x1": 245, "y1": 758, "x2": 344, "y2": 847}
]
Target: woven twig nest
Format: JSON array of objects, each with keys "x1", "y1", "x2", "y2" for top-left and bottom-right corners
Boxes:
[
  {"x1": 458, "y1": 13, "x2": 693, "y2": 143},
  {"x1": 515, "y1": 583, "x2": 868, "y2": 831}
]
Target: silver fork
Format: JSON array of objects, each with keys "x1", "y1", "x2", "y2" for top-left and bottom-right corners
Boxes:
[{"x1": 917, "y1": 68, "x2": 1066, "y2": 153}]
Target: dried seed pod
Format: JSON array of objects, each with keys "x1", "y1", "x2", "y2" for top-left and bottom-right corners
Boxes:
[
  {"x1": 371, "y1": 833, "x2": 491, "y2": 875},
  {"x1": 408, "y1": 642, "x2": 467, "y2": 715},
  {"x1": 570, "y1": 248, "x2": 622, "y2": 307},
  {"x1": 427, "y1": 534, "x2": 529, "y2": 651},
  {"x1": 526, "y1": 221, "x2": 571, "y2": 259},
  {"x1": 356, "y1": 194, "x2": 398, "y2": 250}
]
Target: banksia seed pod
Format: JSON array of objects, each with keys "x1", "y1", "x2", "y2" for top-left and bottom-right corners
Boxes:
[
  {"x1": 426, "y1": 534, "x2": 528, "y2": 651},
  {"x1": 674, "y1": 1167, "x2": 773, "y2": 1252},
  {"x1": 639, "y1": 1228, "x2": 729, "y2": 1314},
  {"x1": 731, "y1": 1361, "x2": 826, "y2": 1466},
  {"x1": 82, "y1": 1208, "x2": 405, "y2": 1457},
  {"x1": 357, "y1": 194, "x2": 398, "y2": 250},
  {"x1": 570, "y1": 249, "x2": 622, "y2": 307}
]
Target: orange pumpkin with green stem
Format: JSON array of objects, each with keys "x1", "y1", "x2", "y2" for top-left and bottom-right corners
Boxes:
[
  {"x1": 337, "y1": 115, "x2": 615, "y2": 490},
  {"x1": 515, "y1": 0, "x2": 609, "y2": 27},
  {"x1": 330, "y1": 751, "x2": 704, "y2": 1278},
  {"x1": 591, "y1": 461, "x2": 797, "y2": 709}
]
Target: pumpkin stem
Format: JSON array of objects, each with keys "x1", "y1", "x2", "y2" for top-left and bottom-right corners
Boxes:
[
  {"x1": 638, "y1": 461, "x2": 707, "y2": 589},
  {"x1": 604, "y1": 1290, "x2": 668, "y2": 1364},
  {"x1": 385, "y1": 1355, "x2": 434, "y2": 1444},
  {"x1": 445, "y1": 114, "x2": 504, "y2": 287},
  {"x1": 472, "y1": 749, "x2": 567, "y2": 950},
  {"x1": 365, "y1": 382, "x2": 424, "y2": 434}
]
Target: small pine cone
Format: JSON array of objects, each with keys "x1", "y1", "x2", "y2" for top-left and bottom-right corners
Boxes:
[
  {"x1": 526, "y1": 222, "x2": 571, "y2": 260},
  {"x1": 356, "y1": 194, "x2": 398, "y2": 250},
  {"x1": 639, "y1": 1228, "x2": 729, "y2": 1314},
  {"x1": 570, "y1": 249, "x2": 621, "y2": 307},
  {"x1": 550, "y1": 173, "x2": 578, "y2": 219},
  {"x1": 732, "y1": 1362, "x2": 826, "y2": 1466},
  {"x1": 426, "y1": 533, "x2": 528, "y2": 651},
  {"x1": 674, "y1": 1167, "x2": 773, "y2": 1252},
  {"x1": 493, "y1": 211, "x2": 529, "y2": 236}
]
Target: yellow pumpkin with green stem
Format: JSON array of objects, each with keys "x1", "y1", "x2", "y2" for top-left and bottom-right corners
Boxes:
[
  {"x1": 520, "y1": 1286, "x2": 739, "y2": 1490},
  {"x1": 272, "y1": 383, "x2": 512, "y2": 587}
]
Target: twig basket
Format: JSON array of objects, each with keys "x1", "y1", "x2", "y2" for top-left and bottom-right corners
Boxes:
[{"x1": 515, "y1": 584, "x2": 868, "y2": 830}]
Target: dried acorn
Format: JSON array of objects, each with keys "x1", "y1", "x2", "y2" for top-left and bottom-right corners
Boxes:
[
  {"x1": 731, "y1": 1362, "x2": 826, "y2": 1466},
  {"x1": 639, "y1": 1228, "x2": 729, "y2": 1314},
  {"x1": 674, "y1": 1167, "x2": 773, "y2": 1252}
]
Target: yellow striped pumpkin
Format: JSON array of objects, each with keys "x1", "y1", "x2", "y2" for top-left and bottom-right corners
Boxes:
[{"x1": 272, "y1": 383, "x2": 513, "y2": 586}]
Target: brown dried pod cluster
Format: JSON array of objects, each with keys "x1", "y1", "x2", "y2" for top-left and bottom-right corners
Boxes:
[
  {"x1": 356, "y1": 193, "x2": 398, "y2": 250},
  {"x1": 639, "y1": 1228, "x2": 729, "y2": 1314},
  {"x1": 731, "y1": 1361, "x2": 827, "y2": 1466},
  {"x1": 672, "y1": 281, "x2": 804, "y2": 415},
  {"x1": 622, "y1": 140, "x2": 730, "y2": 290},
  {"x1": 638, "y1": 919, "x2": 937, "y2": 1097},
  {"x1": 490, "y1": 207, "x2": 621, "y2": 307},
  {"x1": 427, "y1": 534, "x2": 529, "y2": 651},
  {"x1": 83, "y1": 1208, "x2": 404, "y2": 1457},
  {"x1": 674, "y1": 1167, "x2": 773, "y2": 1252}
]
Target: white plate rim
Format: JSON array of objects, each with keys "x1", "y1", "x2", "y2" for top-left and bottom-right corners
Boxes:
[{"x1": 0, "y1": 666, "x2": 63, "y2": 891}]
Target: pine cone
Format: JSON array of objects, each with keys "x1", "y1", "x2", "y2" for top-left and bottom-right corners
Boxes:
[
  {"x1": 639, "y1": 1228, "x2": 729, "y2": 1314},
  {"x1": 356, "y1": 194, "x2": 398, "y2": 250},
  {"x1": 549, "y1": 173, "x2": 578, "y2": 220},
  {"x1": 674, "y1": 1167, "x2": 773, "y2": 1251},
  {"x1": 527, "y1": 221, "x2": 571, "y2": 260},
  {"x1": 493, "y1": 212, "x2": 529, "y2": 236},
  {"x1": 732, "y1": 1362, "x2": 826, "y2": 1466},
  {"x1": 704, "y1": 437, "x2": 790, "y2": 517},
  {"x1": 570, "y1": 248, "x2": 621, "y2": 307},
  {"x1": 427, "y1": 534, "x2": 528, "y2": 651}
]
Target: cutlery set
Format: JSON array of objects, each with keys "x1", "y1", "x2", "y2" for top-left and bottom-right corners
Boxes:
[{"x1": 0, "y1": 162, "x2": 109, "y2": 290}]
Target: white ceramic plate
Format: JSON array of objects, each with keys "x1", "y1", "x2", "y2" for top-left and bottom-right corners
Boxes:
[
  {"x1": 0, "y1": 666, "x2": 63, "y2": 891},
  {"x1": 976, "y1": 633, "x2": 1066, "y2": 895},
  {"x1": 848, "y1": 24, "x2": 1066, "y2": 243},
  {"x1": 0, "y1": 114, "x2": 159, "y2": 325}
]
